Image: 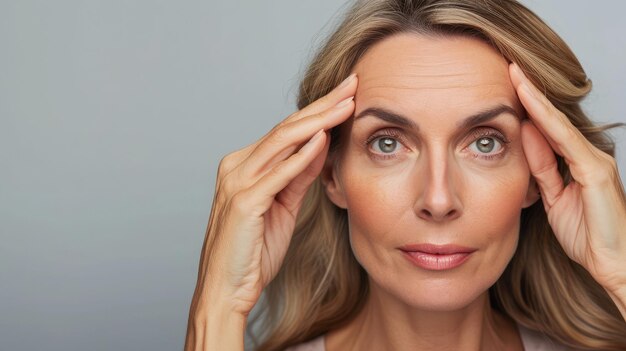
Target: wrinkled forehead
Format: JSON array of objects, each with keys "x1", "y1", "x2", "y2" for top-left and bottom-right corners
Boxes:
[{"x1": 352, "y1": 32, "x2": 520, "y2": 117}]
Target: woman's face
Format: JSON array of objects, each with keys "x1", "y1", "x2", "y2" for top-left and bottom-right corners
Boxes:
[{"x1": 324, "y1": 33, "x2": 538, "y2": 311}]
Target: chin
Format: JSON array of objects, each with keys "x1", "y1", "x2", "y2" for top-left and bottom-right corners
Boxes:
[{"x1": 381, "y1": 276, "x2": 493, "y2": 312}]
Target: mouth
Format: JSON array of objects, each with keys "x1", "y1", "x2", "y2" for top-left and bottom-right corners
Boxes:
[
  {"x1": 399, "y1": 243, "x2": 477, "y2": 271},
  {"x1": 399, "y1": 243, "x2": 477, "y2": 254}
]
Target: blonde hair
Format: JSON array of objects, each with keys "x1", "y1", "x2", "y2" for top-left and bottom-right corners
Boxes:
[{"x1": 247, "y1": 1, "x2": 626, "y2": 349}]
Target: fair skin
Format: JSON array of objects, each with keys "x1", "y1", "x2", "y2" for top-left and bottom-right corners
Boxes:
[
  {"x1": 322, "y1": 33, "x2": 532, "y2": 351},
  {"x1": 185, "y1": 32, "x2": 626, "y2": 351}
]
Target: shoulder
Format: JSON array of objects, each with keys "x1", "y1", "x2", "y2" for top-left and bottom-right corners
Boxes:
[
  {"x1": 284, "y1": 335, "x2": 325, "y2": 351},
  {"x1": 518, "y1": 324, "x2": 580, "y2": 351}
]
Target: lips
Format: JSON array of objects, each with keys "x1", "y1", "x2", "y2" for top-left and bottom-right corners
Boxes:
[
  {"x1": 399, "y1": 243, "x2": 477, "y2": 255},
  {"x1": 399, "y1": 243, "x2": 477, "y2": 271}
]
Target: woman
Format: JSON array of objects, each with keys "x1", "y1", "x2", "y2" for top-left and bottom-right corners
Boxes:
[{"x1": 185, "y1": 0, "x2": 626, "y2": 350}]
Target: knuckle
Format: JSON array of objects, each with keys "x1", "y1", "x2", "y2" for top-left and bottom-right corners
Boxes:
[
  {"x1": 590, "y1": 170, "x2": 613, "y2": 186},
  {"x1": 269, "y1": 157, "x2": 297, "y2": 180},
  {"x1": 587, "y1": 156, "x2": 618, "y2": 185},
  {"x1": 534, "y1": 159, "x2": 558, "y2": 177},
  {"x1": 603, "y1": 152, "x2": 618, "y2": 169},
  {"x1": 310, "y1": 109, "x2": 326, "y2": 121},
  {"x1": 285, "y1": 110, "x2": 300, "y2": 121},
  {"x1": 218, "y1": 144, "x2": 255, "y2": 178},
  {"x1": 268, "y1": 161, "x2": 286, "y2": 179},
  {"x1": 272, "y1": 120, "x2": 287, "y2": 132},
  {"x1": 269, "y1": 124, "x2": 293, "y2": 145},
  {"x1": 217, "y1": 154, "x2": 235, "y2": 178},
  {"x1": 220, "y1": 175, "x2": 237, "y2": 196},
  {"x1": 602, "y1": 156, "x2": 619, "y2": 180},
  {"x1": 229, "y1": 191, "x2": 251, "y2": 214},
  {"x1": 296, "y1": 111, "x2": 324, "y2": 128},
  {"x1": 555, "y1": 124, "x2": 580, "y2": 145}
]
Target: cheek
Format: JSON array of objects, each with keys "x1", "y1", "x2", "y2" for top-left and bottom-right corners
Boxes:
[
  {"x1": 464, "y1": 156, "x2": 530, "y2": 237},
  {"x1": 340, "y1": 160, "x2": 413, "y2": 238},
  {"x1": 460, "y1": 156, "x2": 530, "y2": 279},
  {"x1": 337, "y1": 157, "x2": 415, "y2": 268}
]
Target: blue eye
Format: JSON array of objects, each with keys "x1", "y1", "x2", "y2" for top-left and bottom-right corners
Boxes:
[{"x1": 371, "y1": 137, "x2": 399, "y2": 154}]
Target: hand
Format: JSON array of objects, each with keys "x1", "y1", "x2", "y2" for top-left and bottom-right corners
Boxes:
[
  {"x1": 509, "y1": 63, "x2": 626, "y2": 296},
  {"x1": 190, "y1": 74, "x2": 357, "y2": 319}
]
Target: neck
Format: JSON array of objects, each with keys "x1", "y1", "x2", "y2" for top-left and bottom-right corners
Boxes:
[{"x1": 326, "y1": 282, "x2": 522, "y2": 351}]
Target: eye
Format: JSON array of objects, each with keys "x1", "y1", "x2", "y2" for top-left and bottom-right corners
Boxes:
[
  {"x1": 365, "y1": 128, "x2": 406, "y2": 160},
  {"x1": 371, "y1": 136, "x2": 400, "y2": 154},
  {"x1": 471, "y1": 137, "x2": 501, "y2": 154},
  {"x1": 466, "y1": 129, "x2": 509, "y2": 160}
]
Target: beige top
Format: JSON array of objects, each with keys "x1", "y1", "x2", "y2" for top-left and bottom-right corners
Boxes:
[{"x1": 285, "y1": 324, "x2": 576, "y2": 351}]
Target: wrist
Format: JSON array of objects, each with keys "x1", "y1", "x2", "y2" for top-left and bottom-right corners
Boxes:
[{"x1": 185, "y1": 292, "x2": 247, "y2": 351}]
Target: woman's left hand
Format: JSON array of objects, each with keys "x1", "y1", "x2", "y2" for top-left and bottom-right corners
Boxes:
[{"x1": 509, "y1": 63, "x2": 626, "y2": 305}]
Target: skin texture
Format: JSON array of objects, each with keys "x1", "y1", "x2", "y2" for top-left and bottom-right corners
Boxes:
[
  {"x1": 323, "y1": 33, "x2": 539, "y2": 351},
  {"x1": 186, "y1": 24, "x2": 626, "y2": 351},
  {"x1": 185, "y1": 65, "x2": 359, "y2": 351}
]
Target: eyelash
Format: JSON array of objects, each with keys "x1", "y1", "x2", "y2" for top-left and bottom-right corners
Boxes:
[
  {"x1": 365, "y1": 129, "x2": 406, "y2": 161},
  {"x1": 466, "y1": 128, "x2": 510, "y2": 160},
  {"x1": 364, "y1": 128, "x2": 511, "y2": 161}
]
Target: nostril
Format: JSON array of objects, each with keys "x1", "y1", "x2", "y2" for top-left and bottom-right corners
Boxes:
[
  {"x1": 446, "y1": 209, "x2": 459, "y2": 220},
  {"x1": 419, "y1": 208, "x2": 459, "y2": 221},
  {"x1": 418, "y1": 209, "x2": 435, "y2": 221}
]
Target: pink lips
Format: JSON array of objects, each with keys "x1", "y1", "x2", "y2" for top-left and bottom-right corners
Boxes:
[{"x1": 399, "y1": 243, "x2": 477, "y2": 271}]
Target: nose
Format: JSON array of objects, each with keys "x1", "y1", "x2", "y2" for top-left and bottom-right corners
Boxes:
[{"x1": 413, "y1": 152, "x2": 463, "y2": 223}]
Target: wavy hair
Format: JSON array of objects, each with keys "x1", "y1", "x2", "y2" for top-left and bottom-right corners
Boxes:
[{"x1": 247, "y1": 1, "x2": 626, "y2": 350}]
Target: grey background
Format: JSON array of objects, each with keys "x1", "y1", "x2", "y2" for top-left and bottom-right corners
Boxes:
[{"x1": 1, "y1": 1, "x2": 624, "y2": 350}]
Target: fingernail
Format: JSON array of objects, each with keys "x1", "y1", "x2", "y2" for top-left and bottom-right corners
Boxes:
[
  {"x1": 337, "y1": 73, "x2": 356, "y2": 90},
  {"x1": 334, "y1": 96, "x2": 354, "y2": 108}
]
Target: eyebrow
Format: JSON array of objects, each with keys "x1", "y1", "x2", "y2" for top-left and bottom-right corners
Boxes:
[{"x1": 353, "y1": 104, "x2": 521, "y2": 131}]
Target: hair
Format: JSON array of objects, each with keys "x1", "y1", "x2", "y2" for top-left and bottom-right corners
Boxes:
[{"x1": 247, "y1": 0, "x2": 626, "y2": 350}]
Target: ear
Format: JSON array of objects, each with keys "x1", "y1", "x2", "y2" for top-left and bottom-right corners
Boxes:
[
  {"x1": 522, "y1": 176, "x2": 541, "y2": 209},
  {"x1": 320, "y1": 153, "x2": 348, "y2": 209}
]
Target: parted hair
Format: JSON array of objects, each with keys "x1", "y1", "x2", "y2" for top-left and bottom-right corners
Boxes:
[{"x1": 247, "y1": 1, "x2": 626, "y2": 350}]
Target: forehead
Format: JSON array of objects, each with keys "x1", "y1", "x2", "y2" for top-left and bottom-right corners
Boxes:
[{"x1": 352, "y1": 32, "x2": 519, "y2": 120}]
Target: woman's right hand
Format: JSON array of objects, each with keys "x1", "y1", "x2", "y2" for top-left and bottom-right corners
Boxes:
[{"x1": 185, "y1": 73, "x2": 358, "y2": 347}]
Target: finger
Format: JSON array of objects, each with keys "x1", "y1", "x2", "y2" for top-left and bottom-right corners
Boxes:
[
  {"x1": 250, "y1": 73, "x2": 356, "y2": 151},
  {"x1": 521, "y1": 119, "x2": 564, "y2": 210},
  {"x1": 508, "y1": 66, "x2": 561, "y2": 156},
  {"x1": 239, "y1": 96, "x2": 354, "y2": 179},
  {"x1": 520, "y1": 110, "x2": 561, "y2": 157},
  {"x1": 509, "y1": 63, "x2": 598, "y2": 171},
  {"x1": 275, "y1": 130, "x2": 331, "y2": 216},
  {"x1": 222, "y1": 74, "x2": 357, "y2": 173},
  {"x1": 238, "y1": 129, "x2": 328, "y2": 217},
  {"x1": 289, "y1": 73, "x2": 357, "y2": 122},
  {"x1": 216, "y1": 143, "x2": 258, "y2": 181}
]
